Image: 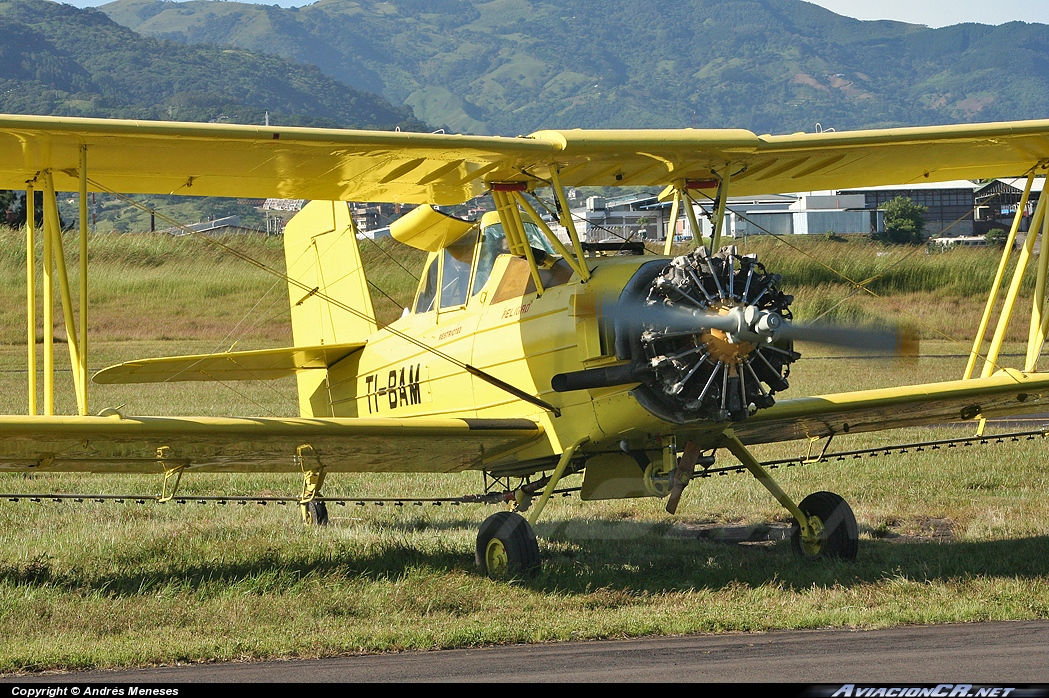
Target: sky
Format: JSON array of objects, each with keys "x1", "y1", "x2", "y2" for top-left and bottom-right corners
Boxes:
[
  {"x1": 57, "y1": 0, "x2": 1049, "y2": 26},
  {"x1": 805, "y1": 0, "x2": 1049, "y2": 27}
]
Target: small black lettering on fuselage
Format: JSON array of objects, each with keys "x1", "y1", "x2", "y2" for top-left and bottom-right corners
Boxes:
[{"x1": 364, "y1": 364, "x2": 422, "y2": 413}]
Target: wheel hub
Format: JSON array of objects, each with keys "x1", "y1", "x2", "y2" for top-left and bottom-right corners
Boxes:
[
  {"x1": 800, "y1": 514, "x2": 825, "y2": 557},
  {"x1": 485, "y1": 537, "x2": 509, "y2": 577},
  {"x1": 642, "y1": 460, "x2": 674, "y2": 498}
]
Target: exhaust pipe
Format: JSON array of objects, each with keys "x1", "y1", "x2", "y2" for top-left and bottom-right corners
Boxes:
[{"x1": 551, "y1": 363, "x2": 650, "y2": 393}]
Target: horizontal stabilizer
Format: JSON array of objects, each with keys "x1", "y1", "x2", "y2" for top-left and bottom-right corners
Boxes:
[{"x1": 92, "y1": 343, "x2": 366, "y2": 384}]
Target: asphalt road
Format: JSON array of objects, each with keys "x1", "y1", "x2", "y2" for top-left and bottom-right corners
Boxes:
[{"x1": 5, "y1": 621, "x2": 1049, "y2": 683}]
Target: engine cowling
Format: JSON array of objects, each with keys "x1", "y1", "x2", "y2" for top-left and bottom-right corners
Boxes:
[{"x1": 617, "y1": 246, "x2": 800, "y2": 424}]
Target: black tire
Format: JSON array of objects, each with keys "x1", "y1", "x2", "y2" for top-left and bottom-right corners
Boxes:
[
  {"x1": 790, "y1": 491, "x2": 858, "y2": 561},
  {"x1": 475, "y1": 511, "x2": 541, "y2": 579},
  {"x1": 304, "y1": 499, "x2": 329, "y2": 527}
]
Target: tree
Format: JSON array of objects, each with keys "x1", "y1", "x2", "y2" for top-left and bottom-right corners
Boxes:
[
  {"x1": 0, "y1": 191, "x2": 16, "y2": 225},
  {"x1": 985, "y1": 228, "x2": 1008, "y2": 247},
  {"x1": 881, "y1": 196, "x2": 927, "y2": 244},
  {"x1": 0, "y1": 190, "x2": 43, "y2": 228}
]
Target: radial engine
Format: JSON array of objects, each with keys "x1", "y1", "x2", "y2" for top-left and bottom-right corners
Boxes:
[{"x1": 553, "y1": 246, "x2": 801, "y2": 423}]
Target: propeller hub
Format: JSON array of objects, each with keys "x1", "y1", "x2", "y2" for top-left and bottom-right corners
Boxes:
[{"x1": 700, "y1": 304, "x2": 757, "y2": 363}]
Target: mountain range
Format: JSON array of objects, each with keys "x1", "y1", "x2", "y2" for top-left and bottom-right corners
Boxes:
[
  {"x1": 100, "y1": 0, "x2": 1049, "y2": 136},
  {"x1": 0, "y1": 0, "x2": 423, "y2": 129}
]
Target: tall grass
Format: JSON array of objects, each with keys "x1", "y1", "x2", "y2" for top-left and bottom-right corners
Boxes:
[
  {"x1": 666, "y1": 236, "x2": 1033, "y2": 340},
  {"x1": 0, "y1": 227, "x2": 426, "y2": 346},
  {"x1": 737, "y1": 238, "x2": 1019, "y2": 297}
]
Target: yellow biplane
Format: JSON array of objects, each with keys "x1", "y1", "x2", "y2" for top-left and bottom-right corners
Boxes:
[{"x1": 2, "y1": 113, "x2": 1049, "y2": 577}]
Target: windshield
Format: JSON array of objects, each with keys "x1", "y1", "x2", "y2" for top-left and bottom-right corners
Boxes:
[
  {"x1": 474, "y1": 223, "x2": 509, "y2": 295},
  {"x1": 415, "y1": 257, "x2": 438, "y2": 313},
  {"x1": 523, "y1": 220, "x2": 555, "y2": 255},
  {"x1": 472, "y1": 220, "x2": 555, "y2": 296},
  {"x1": 441, "y1": 231, "x2": 477, "y2": 308}
]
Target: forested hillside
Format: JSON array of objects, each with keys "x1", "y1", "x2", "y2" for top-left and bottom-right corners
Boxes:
[
  {"x1": 0, "y1": 0, "x2": 424, "y2": 129},
  {"x1": 103, "y1": 0, "x2": 1049, "y2": 136}
]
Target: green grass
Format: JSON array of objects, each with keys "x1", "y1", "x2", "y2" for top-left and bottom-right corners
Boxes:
[
  {"x1": 1, "y1": 229, "x2": 1048, "y2": 673},
  {"x1": 2, "y1": 428, "x2": 1048, "y2": 671},
  {"x1": 0, "y1": 227, "x2": 426, "y2": 348}
]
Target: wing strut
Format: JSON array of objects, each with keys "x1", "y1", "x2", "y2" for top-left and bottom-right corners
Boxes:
[
  {"x1": 661, "y1": 177, "x2": 730, "y2": 255},
  {"x1": 549, "y1": 167, "x2": 591, "y2": 282},
  {"x1": 40, "y1": 170, "x2": 89, "y2": 416},
  {"x1": 491, "y1": 187, "x2": 544, "y2": 295},
  {"x1": 510, "y1": 190, "x2": 588, "y2": 280},
  {"x1": 78, "y1": 146, "x2": 89, "y2": 412},
  {"x1": 709, "y1": 167, "x2": 733, "y2": 252},
  {"x1": 964, "y1": 172, "x2": 1036, "y2": 380},
  {"x1": 661, "y1": 186, "x2": 682, "y2": 256},
  {"x1": 25, "y1": 181, "x2": 36, "y2": 416},
  {"x1": 975, "y1": 171, "x2": 1049, "y2": 381},
  {"x1": 26, "y1": 161, "x2": 91, "y2": 418}
]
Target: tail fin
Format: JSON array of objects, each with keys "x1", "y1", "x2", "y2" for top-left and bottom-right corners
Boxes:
[{"x1": 283, "y1": 201, "x2": 376, "y2": 416}]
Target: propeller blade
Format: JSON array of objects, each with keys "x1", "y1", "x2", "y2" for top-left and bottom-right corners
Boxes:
[
  {"x1": 609, "y1": 299, "x2": 918, "y2": 356},
  {"x1": 777, "y1": 322, "x2": 918, "y2": 356}
]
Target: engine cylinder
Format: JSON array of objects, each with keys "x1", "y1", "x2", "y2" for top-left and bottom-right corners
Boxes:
[{"x1": 619, "y1": 246, "x2": 799, "y2": 424}]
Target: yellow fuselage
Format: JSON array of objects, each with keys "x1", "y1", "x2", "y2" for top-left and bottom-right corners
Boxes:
[{"x1": 337, "y1": 253, "x2": 660, "y2": 473}]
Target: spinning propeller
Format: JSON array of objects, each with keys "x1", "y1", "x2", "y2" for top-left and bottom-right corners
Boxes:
[
  {"x1": 553, "y1": 246, "x2": 917, "y2": 424},
  {"x1": 608, "y1": 300, "x2": 918, "y2": 356}
]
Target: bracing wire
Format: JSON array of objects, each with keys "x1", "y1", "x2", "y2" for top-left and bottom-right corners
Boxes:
[
  {"x1": 86, "y1": 181, "x2": 561, "y2": 416},
  {"x1": 687, "y1": 189, "x2": 1018, "y2": 378}
]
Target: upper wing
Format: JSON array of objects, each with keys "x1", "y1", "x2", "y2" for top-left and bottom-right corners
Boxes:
[
  {"x1": 2, "y1": 113, "x2": 1049, "y2": 205},
  {"x1": 92, "y1": 343, "x2": 366, "y2": 384},
  {"x1": 534, "y1": 123, "x2": 1049, "y2": 195},
  {"x1": 722, "y1": 369, "x2": 1049, "y2": 446},
  {"x1": 0, "y1": 414, "x2": 542, "y2": 474},
  {"x1": 0, "y1": 114, "x2": 554, "y2": 205}
]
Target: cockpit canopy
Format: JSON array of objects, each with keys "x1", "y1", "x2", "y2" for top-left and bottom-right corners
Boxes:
[{"x1": 413, "y1": 209, "x2": 557, "y2": 314}]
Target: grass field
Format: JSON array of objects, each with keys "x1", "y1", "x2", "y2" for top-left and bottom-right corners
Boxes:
[{"x1": 0, "y1": 229, "x2": 1047, "y2": 673}]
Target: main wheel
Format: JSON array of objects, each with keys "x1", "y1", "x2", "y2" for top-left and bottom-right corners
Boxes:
[
  {"x1": 790, "y1": 491, "x2": 858, "y2": 561},
  {"x1": 475, "y1": 511, "x2": 541, "y2": 579},
  {"x1": 303, "y1": 499, "x2": 329, "y2": 527}
]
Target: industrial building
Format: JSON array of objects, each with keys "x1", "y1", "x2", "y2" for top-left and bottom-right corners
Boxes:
[
  {"x1": 837, "y1": 181, "x2": 979, "y2": 236},
  {"x1": 564, "y1": 179, "x2": 1001, "y2": 243},
  {"x1": 340, "y1": 177, "x2": 1044, "y2": 245},
  {"x1": 975, "y1": 178, "x2": 1045, "y2": 234}
]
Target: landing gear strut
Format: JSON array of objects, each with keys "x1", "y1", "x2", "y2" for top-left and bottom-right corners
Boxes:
[
  {"x1": 720, "y1": 430, "x2": 858, "y2": 561},
  {"x1": 475, "y1": 438, "x2": 588, "y2": 579},
  {"x1": 297, "y1": 445, "x2": 328, "y2": 527}
]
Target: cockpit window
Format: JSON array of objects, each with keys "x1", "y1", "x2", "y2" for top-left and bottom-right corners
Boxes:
[
  {"x1": 522, "y1": 220, "x2": 555, "y2": 256},
  {"x1": 473, "y1": 223, "x2": 509, "y2": 296},
  {"x1": 472, "y1": 220, "x2": 555, "y2": 296},
  {"x1": 440, "y1": 231, "x2": 477, "y2": 309},
  {"x1": 415, "y1": 257, "x2": 438, "y2": 313}
]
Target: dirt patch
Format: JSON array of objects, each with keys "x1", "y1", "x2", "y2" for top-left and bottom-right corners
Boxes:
[
  {"x1": 793, "y1": 73, "x2": 829, "y2": 91},
  {"x1": 871, "y1": 517, "x2": 956, "y2": 543},
  {"x1": 957, "y1": 96, "x2": 993, "y2": 114},
  {"x1": 670, "y1": 521, "x2": 793, "y2": 546}
]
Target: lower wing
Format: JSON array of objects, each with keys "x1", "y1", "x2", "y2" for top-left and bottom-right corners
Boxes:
[
  {"x1": 726, "y1": 368, "x2": 1049, "y2": 446},
  {"x1": 0, "y1": 415, "x2": 542, "y2": 473}
]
